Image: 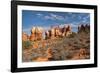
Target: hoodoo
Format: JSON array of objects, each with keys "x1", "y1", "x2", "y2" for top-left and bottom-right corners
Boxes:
[{"x1": 30, "y1": 27, "x2": 43, "y2": 41}]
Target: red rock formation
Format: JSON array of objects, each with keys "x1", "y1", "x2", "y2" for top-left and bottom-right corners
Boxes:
[
  {"x1": 55, "y1": 26, "x2": 62, "y2": 37},
  {"x1": 72, "y1": 48, "x2": 87, "y2": 60},
  {"x1": 62, "y1": 25, "x2": 72, "y2": 37},
  {"x1": 30, "y1": 27, "x2": 36, "y2": 41},
  {"x1": 50, "y1": 27, "x2": 55, "y2": 39},
  {"x1": 45, "y1": 25, "x2": 72, "y2": 39},
  {"x1": 46, "y1": 48, "x2": 53, "y2": 59},
  {"x1": 30, "y1": 27, "x2": 43, "y2": 41},
  {"x1": 22, "y1": 32, "x2": 29, "y2": 41},
  {"x1": 45, "y1": 31, "x2": 50, "y2": 39},
  {"x1": 33, "y1": 48, "x2": 53, "y2": 62},
  {"x1": 32, "y1": 42, "x2": 39, "y2": 49}
]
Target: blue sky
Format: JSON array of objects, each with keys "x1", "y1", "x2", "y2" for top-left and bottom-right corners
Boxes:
[{"x1": 22, "y1": 10, "x2": 90, "y2": 35}]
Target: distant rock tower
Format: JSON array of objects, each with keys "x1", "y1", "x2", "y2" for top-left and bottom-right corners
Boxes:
[{"x1": 78, "y1": 24, "x2": 90, "y2": 33}]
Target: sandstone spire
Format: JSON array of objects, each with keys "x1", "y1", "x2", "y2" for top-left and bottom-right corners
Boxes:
[{"x1": 30, "y1": 27, "x2": 43, "y2": 41}]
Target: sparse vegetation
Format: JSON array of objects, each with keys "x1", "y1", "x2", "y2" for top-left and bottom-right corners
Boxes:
[
  {"x1": 22, "y1": 25, "x2": 90, "y2": 62},
  {"x1": 22, "y1": 41, "x2": 32, "y2": 49},
  {"x1": 68, "y1": 32, "x2": 77, "y2": 38}
]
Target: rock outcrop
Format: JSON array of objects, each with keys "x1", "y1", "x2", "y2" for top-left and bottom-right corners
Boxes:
[
  {"x1": 61, "y1": 25, "x2": 72, "y2": 37},
  {"x1": 45, "y1": 25, "x2": 72, "y2": 39},
  {"x1": 33, "y1": 48, "x2": 53, "y2": 62},
  {"x1": 72, "y1": 48, "x2": 88, "y2": 60},
  {"x1": 78, "y1": 24, "x2": 90, "y2": 33},
  {"x1": 30, "y1": 27, "x2": 43, "y2": 41},
  {"x1": 22, "y1": 32, "x2": 29, "y2": 41}
]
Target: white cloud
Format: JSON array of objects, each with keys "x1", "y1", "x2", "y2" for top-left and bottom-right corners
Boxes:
[
  {"x1": 44, "y1": 15, "x2": 54, "y2": 20},
  {"x1": 36, "y1": 13, "x2": 43, "y2": 17},
  {"x1": 44, "y1": 13, "x2": 65, "y2": 21},
  {"x1": 82, "y1": 15, "x2": 90, "y2": 23},
  {"x1": 50, "y1": 13, "x2": 65, "y2": 20},
  {"x1": 70, "y1": 23, "x2": 78, "y2": 28},
  {"x1": 63, "y1": 23, "x2": 78, "y2": 28},
  {"x1": 78, "y1": 15, "x2": 82, "y2": 20}
]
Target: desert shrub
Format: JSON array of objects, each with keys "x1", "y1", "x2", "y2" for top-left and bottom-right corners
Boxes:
[
  {"x1": 85, "y1": 27, "x2": 90, "y2": 33},
  {"x1": 22, "y1": 41, "x2": 32, "y2": 49},
  {"x1": 79, "y1": 28, "x2": 90, "y2": 34},
  {"x1": 68, "y1": 32, "x2": 77, "y2": 38}
]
